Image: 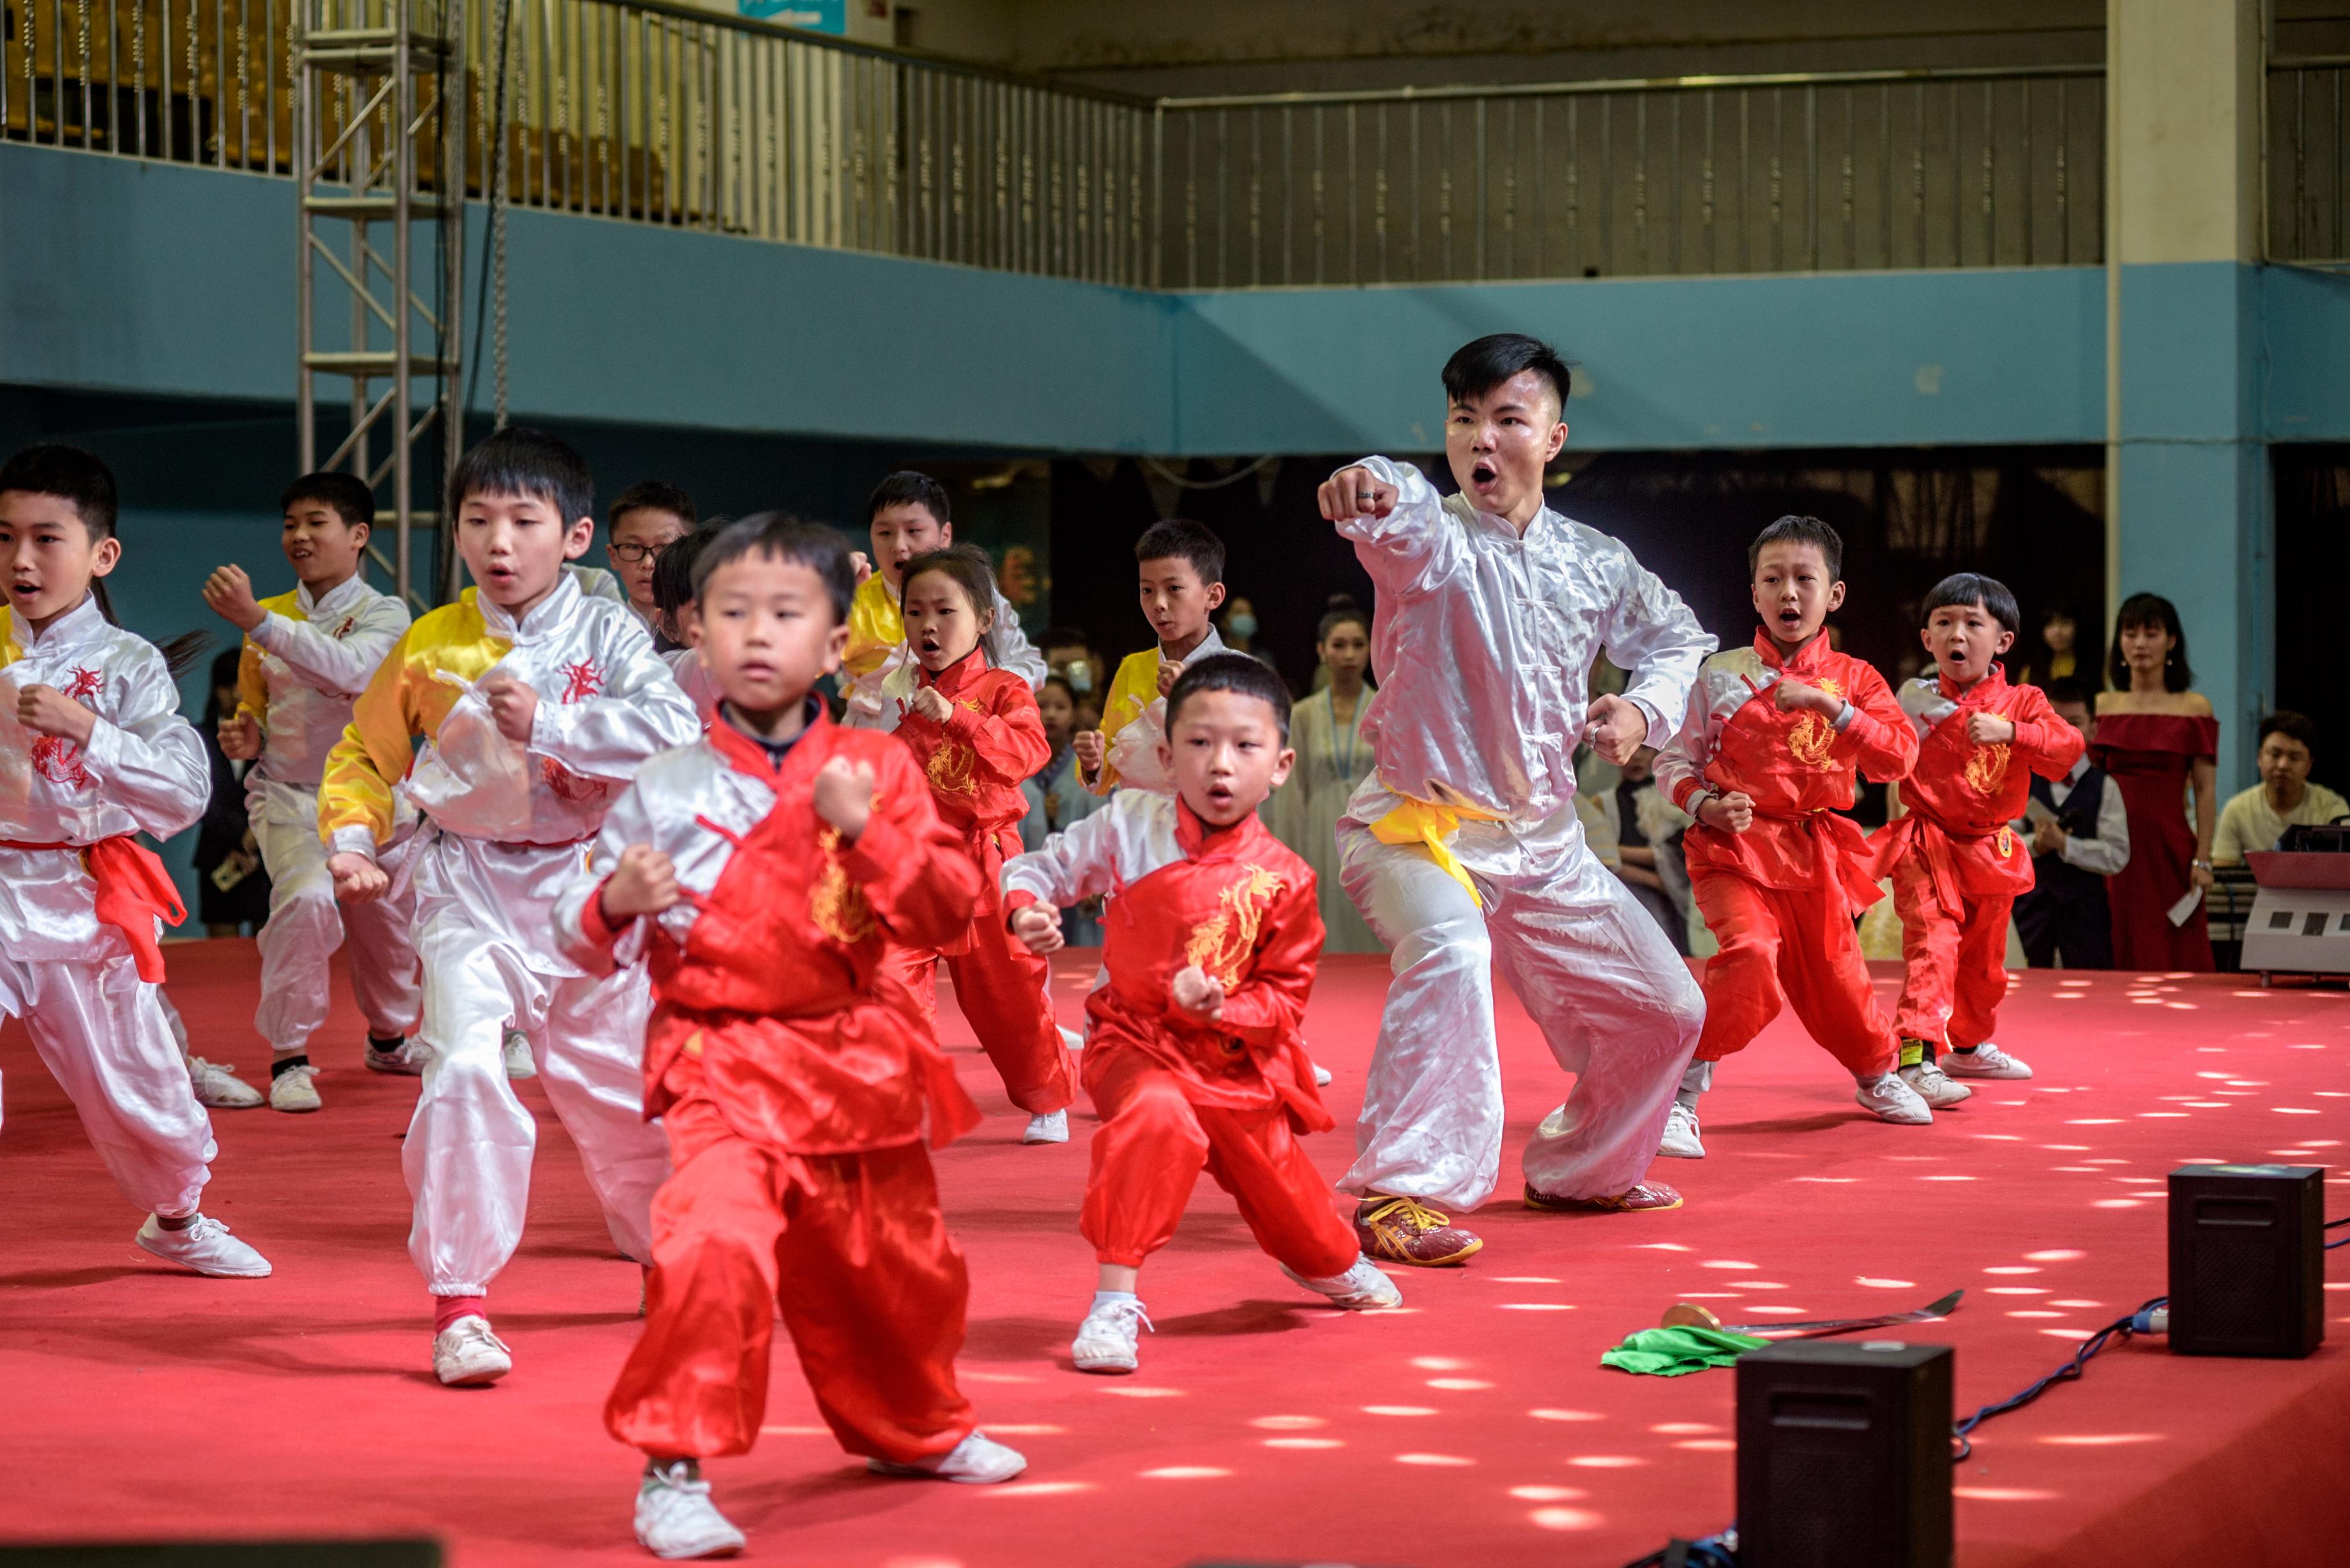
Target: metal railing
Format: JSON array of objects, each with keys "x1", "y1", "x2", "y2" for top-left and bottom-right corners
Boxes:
[
  {"x1": 2269, "y1": 55, "x2": 2350, "y2": 265},
  {"x1": 4, "y1": 6, "x2": 2102, "y2": 288},
  {"x1": 1153, "y1": 65, "x2": 2105, "y2": 288}
]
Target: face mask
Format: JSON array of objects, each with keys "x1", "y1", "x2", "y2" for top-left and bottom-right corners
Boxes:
[
  {"x1": 1226, "y1": 612, "x2": 1259, "y2": 640},
  {"x1": 1065, "y1": 663, "x2": 1094, "y2": 693}
]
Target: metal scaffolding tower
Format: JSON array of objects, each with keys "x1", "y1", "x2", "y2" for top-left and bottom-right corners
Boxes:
[{"x1": 296, "y1": 0, "x2": 465, "y2": 610}]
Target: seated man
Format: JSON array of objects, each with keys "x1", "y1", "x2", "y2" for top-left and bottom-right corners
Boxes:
[{"x1": 2214, "y1": 711, "x2": 2346, "y2": 862}]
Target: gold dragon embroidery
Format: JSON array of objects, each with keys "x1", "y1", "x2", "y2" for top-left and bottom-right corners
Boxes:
[
  {"x1": 808, "y1": 824, "x2": 878, "y2": 944},
  {"x1": 920, "y1": 698, "x2": 990, "y2": 797},
  {"x1": 1964, "y1": 739, "x2": 2012, "y2": 795},
  {"x1": 1785, "y1": 674, "x2": 1844, "y2": 771},
  {"x1": 1183, "y1": 865, "x2": 1285, "y2": 989}
]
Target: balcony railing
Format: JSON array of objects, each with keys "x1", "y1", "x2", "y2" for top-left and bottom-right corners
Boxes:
[
  {"x1": 2270, "y1": 55, "x2": 2350, "y2": 266},
  {"x1": 3, "y1": 1, "x2": 2105, "y2": 287}
]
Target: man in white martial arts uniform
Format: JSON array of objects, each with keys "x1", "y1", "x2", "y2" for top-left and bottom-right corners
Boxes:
[
  {"x1": 839, "y1": 470, "x2": 1047, "y2": 732},
  {"x1": 1321, "y1": 334, "x2": 1713, "y2": 1267},
  {"x1": 322, "y1": 427, "x2": 700, "y2": 1387},
  {"x1": 204, "y1": 471, "x2": 423, "y2": 1113}
]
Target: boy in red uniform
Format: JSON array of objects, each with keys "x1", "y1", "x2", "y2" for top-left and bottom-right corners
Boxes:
[
  {"x1": 554, "y1": 514, "x2": 1027, "y2": 1560},
  {"x1": 1651, "y1": 517, "x2": 1927, "y2": 1156},
  {"x1": 1873, "y1": 572, "x2": 2082, "y2": 1103},
  {"x1": 881, "y1": 543, "x2": 1075, "y2": 1143},
  {"x1": 1004, "y1": 654, "x2": 1401, "y2": 1376}
]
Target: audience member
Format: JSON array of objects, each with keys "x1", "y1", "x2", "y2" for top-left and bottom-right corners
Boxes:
[
  {"x1": 193, "y1": 646, "x2": 270, "y2": 937},
  {"x1": 2019, "y1": 602, "x2": 2090, "y2": 688},
  {"x1": 1218, "y1": 596, "x2": 1281, "y2": 686},
  {"x1": 1267, "y1": 603, "x2": 1380, "y2": 953},
  {"x1": 1040, "y1": 626, "x2": 1107, "y2": 705},
  {"x1": 1599, "y1": 746, "x2": 1691, "y2": 956},
  {"x1": 2092, "y1": 592, "x2": 2218, "y2": 971},
  {"x1": 2013, "y1": 679, "x2": 2128, "y2": 969},
  {"x1": 2215, "y1": 711, "x2": 2346, "y2": 861}
]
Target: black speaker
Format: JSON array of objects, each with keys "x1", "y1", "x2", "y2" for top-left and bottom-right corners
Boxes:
[
  {"x1": 2167, "y1": 1163, "x2": 2326, "y2": 1359},
  {"x1": 1735, "y1": 1340, "x2": 1953, "y2": 1568}
]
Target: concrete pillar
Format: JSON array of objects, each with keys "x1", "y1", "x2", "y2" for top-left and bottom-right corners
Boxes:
[{"x1": 2107, "y1": 0, "x2": 2268, "y2": 797}]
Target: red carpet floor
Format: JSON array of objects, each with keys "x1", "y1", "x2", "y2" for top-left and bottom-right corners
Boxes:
[{"x1": 4, "y1": 946, "x2": 2348, "y2": 1567}]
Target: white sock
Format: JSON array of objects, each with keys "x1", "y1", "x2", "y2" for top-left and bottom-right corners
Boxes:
[
  {"x1": 1858, "y1": 1071, "x2": 1895, "y2": 1089},
  {"x1": 1675, "y1": 1059, "x2": 1712, "y2": 1111},
  {"x1": 1091, "y1": 1289, "x2": 1140, "y2": 1311}
]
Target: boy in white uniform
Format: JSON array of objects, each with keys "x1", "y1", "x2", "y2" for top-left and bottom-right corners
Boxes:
[
  {"x1": 0, "y1": 442, "x2": 271, "y2": 1278},
  {"x1": 204, "y1": 471, "x2": 423, "y2": 1112},
  {"x1": 1322, "y1": 334, "x2": 1713, "y2": 1266},
  {"x1": 322, "y1": 427, "x2": 701, "y2": 1386}
]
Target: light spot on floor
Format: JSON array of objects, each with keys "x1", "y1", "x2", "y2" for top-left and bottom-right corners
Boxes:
[
  {"x1": 1395, "y1": 1453, "x2": 1475, "y2": 1466},
  {"x1": 1363, "y1": 1405, "x2": 1438, "y2": 1417},
  {"x1": 1956, "y1": 1486, "x2": 2059, "y2": 1501},
  {"x1": 1567, "y1": 1455, "x2": 1646, "y2": 1468},
  {"x1": 1856, "y1": 1277, "x2": 1916, "y2": 1289},
  {"x1": 1510, "y1": 1484, "x2": 1588, "y2": 1501},
  {"x1": 1529, "y1": 1505, "x2": 1604, "y2": 1530}
]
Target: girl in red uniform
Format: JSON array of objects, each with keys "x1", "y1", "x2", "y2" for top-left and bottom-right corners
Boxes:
[
  {"x1": 882, "y1": 544, "x2": 1076, "y2": 1143},
  {"x1": 1873, "y1": 573, "x2": 2084, "y2": 1106},
  {"x1": 1003, "y1": 654, "x2": 1400, "y2": 1376},
  {"x1": 555, "y1": 516, "x2": 1029, "y2": 1560},
  {"x1": 1651, "y1": 517, "x2": 1925, "y2": 1157}
]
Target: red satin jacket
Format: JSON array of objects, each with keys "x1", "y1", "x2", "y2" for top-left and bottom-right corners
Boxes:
[{"x1": 1873, "y1": 666, "x2": 2084, "y2": 902}]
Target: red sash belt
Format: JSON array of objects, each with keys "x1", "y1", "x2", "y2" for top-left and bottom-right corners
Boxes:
[
  {"x1": 1868, "y1": 809, "x2": 1983, "y2": 912},
  {"x1": 941, "y1": 820, "x2": 1024, "y2": 958},
  {"x1": 1751, "y1": 807, "x2": 1886, "y2": 914},
  {"x1": 0, "y1": 835, "x2": 186, "y2": 982}
]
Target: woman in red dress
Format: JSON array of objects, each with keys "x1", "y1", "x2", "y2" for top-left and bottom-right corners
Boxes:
[{"x1": 2091, "y1": 594, "x2": 2218, "y2": 971}]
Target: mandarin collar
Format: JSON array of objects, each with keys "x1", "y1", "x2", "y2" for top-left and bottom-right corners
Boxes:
[
  {"x1": 11, "y1": 591, "x2": 107, "y2": 652},
  {"x1": 1174, "y1": 793, "x2": 1261, "y2": 861},
  {"x1": 709, "y1": 697, "x2": 829, "y2": 778},
  {"x1": 1937, "y1": 662, "x2": 2009, "y2": 706},
  {"x1": 1165, "y1": 625, "x2": 1230, "y2": 664},
  {"x1": 1446, "y1": 490, "x2": 1560, "y2": 546},
  {"x1": 473, "y1": 570, "x2": 582, "y2": 643},
  {"x1": 296, "y1": 572, "x2": 367, "y2": 617},
  {"x1": 1753, "y1": 628, "x2": 1833, "y2": 674},
  {"x1": 918, "y1": 644, "x2": 989, "y2": 695}
]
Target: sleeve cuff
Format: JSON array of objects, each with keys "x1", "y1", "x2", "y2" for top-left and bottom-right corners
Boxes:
[
  {"x1": 78, "y1": 716, "x2": 123, "y2": 778},
  {"x1": 580, "y1": 875, "x2": 625, "y2": 949},
  {"x1": 252, "y1": 612, "x2": 294, "y2": 652},
  {"x1": 329, "y1": 825, "x2": 380, "y2": 859},
  {"x1": 1002, "y1": 887, "x2": 1038, "y2": 928},
  {"x1": 1830, "y1": 698, "x2": 1858, "y2": 732}
]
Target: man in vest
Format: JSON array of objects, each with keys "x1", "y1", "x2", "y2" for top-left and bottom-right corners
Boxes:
[{"x1": 2012, "y1": 680, "x2": 2130, "y2": 969}]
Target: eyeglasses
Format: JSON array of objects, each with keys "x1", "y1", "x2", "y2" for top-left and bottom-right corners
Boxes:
[{"x1": 608, "y1": 541, "x2": 667, "y2": 564}]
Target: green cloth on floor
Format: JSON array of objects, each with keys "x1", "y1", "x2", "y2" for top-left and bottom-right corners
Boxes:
[{"x1": 1600, "y1": 1325, "x2": 1770, "y2": 1376}]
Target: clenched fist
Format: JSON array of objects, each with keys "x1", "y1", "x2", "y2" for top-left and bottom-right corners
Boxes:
[
  {"x1": 1583, "y1": 693, "x2": 1649, "y2": 766},
  {"x1": 17, "y1": 683, "x2": 98, "y2": 748},
  {"x1": 1966, "y1": 711, "x2": 2017, "y2": 746},
  {"x1": 1010, "y1": 901, "x2": 1065, "y2": 956},
  {"x1": 601, "y1": 843, "x2": 682, "y2": 921},
  {"x1": 1773, "y1": 677, "x2": 1844, "y2": 719},
  {"x1": 1317, "y1": 465, "x2": 1399, "y2": 523},
  {"x1": 814, "y1": 755, "x2": 877, "y2": 842},
  {"x1": 1171, "y1": 963, "x2": 1226, "y2": 1020},
  {"x1": 906, "y1": 685, "x2": 953, "y2": 725},
  {"x1": 476, "y1": 672, "x2": 540, "y2": 743},
  {"x1": 1072, "y1": 728, "x2": 1107, "y2": 779},
  {"x1": 328, "y1": 850, "x2": 389, "y2": 903},
  {"x1": 1699, "y1": 790, "x2": 1756, "y2": 834},
  {"x1": 218, "y1": 711, "x2": 262, "y2": 761},
  {"x1": 201, "y1": 564, "x2": 268, "y2": 633}
]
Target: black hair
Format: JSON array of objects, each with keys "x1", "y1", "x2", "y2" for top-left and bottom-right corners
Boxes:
[
  {"x1": 691, "y1": 511, "x2": 857, "y2": 624},
  {"x1": 1441, "y1": 332, "x2": 1572, "y2": 411},
  {"x1": 2043, "y1": 677, "x2": 2094, "y2": 710},
  {"x1": 202, "y1": 647, "x2": 245, "y2": 727},
  {"x1": 1921, "y1": 571, "x2": 2020, "y2": 637},
  {"x1": 0, "y1": 442, "x2": 209, "y2": 675},
  {"x1": 449, "y1": 426, "x2": 593, "y2": 525},
  {"x1": 1166, "y1": 651, "x2": 1294, "y2": 744},
  {"x1": 866, "y1": 470, "x2": 952, "y2": 528},
  {"x1": 1748, "y1": 515, "x2": 1844, "y2": 582},
  {"x1": 1038, "y1": 672, "x2": 1076, "y2": 706},
  {"x1": 1135, "y1": 517, "x2": 1225, "y2": 587},
  {"x1": 1042, "y1": 625, "x2": 1095, "y2": 652},
  {"x1": 1317, "y1": 602, "x2": 1372, "y2": 643},
  {"x1": 609, "y1": 479, "x2": 697, "y2": 531},
  {"x1": 900, "y1": 543, "x2": 1000, "y2": 627},
  {"x1": 652, "y1": 524, "x2": 727, "y2": 619},
  {"x1": 280, "y1": 471, "x2": 376, "y2": 531},
  {"x1": 2257, "y1": 709, "x2": 2318, "y2": 757},
  {"x1": 2108, "y1": 592, "x2": 2193, "y2": 693}
]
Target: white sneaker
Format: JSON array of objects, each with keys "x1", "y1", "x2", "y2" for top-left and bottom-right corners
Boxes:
[
  {"x1": 503, "y1": 1030, "x2": 537, "y2": 1080},
  {"x1": 1280, "y1": 1255, "x2": 1402, "y2": 1309},
  {"x1": 433, "y1": 1315, "x2": 513, "y2": 1387},
  {"x1": 1658, "y1": 1101, "x2": 1706, "y2": 1159},
  {"x1": 1856, "y1": 1073, "x2": 1934, "y2": 1126},
  {"x1": 1899, "y1": 1059, "x2": 1973, "y2": 1108},
  {"x1": 1312, "y1": 1061, "x2": 1334, "y2": 1087},
  {"x1": 365, "y1": 1036, "x2": 430, "y2": 1074},
  {"x1": 1059, "y1": 1024, "x2": 1086, "y2": 1055},
  {"x1": 135, "y1": 1214, "x2": 272, "y2": 1278},
  {"x1": 1071, "y1": 1295, "x2": 1152, "y2": 1374},
  {"x1": 1944, "y1": 1042, "x2": 2033, "y2": 1079},
  {"x1": 186, "y1": 1057, "x2": 262, "y2": 1109},
  {"x1": 268, "y1": 1064, "x2": 322, "y2": 1113},
  {"x1": 635, "y1": 1460, "x2": 745, "y2": 1559},
  {"x1": 867, "y1": 1431, "x2": 1029, "y2": 1484},
  {"x1": 1022, "y1": 1110, "x2": 1070, "y2": 1145}
]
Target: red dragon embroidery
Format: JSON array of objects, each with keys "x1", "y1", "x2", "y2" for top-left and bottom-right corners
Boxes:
[
  {"x1": 29, "y1": 667, "x2": 104, "y2": 788},
  {"x1": 330, "y1": 615, "x2": 359, "y2": 640},
  {"x1": 540, "y1": 660, "x2": 610, "y2": 802}
]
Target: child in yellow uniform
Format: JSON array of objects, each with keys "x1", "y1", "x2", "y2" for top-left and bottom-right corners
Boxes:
[{"x1": 1075, "y1": 519, "x2": 1231, "y2": 799}]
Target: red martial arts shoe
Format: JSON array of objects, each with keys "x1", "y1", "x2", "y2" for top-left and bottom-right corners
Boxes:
[
  {"x1": 1522, "y1": 1180, "x2": 1684, "y2": 1214},
  {"x1": 1353, "y1": 1195, "x2": 1484, "y2": 1267}
]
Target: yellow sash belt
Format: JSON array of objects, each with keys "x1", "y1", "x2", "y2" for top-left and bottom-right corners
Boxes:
[{"x1": 1368, "y1": 796, "x2": 1505, "y2": 908}]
